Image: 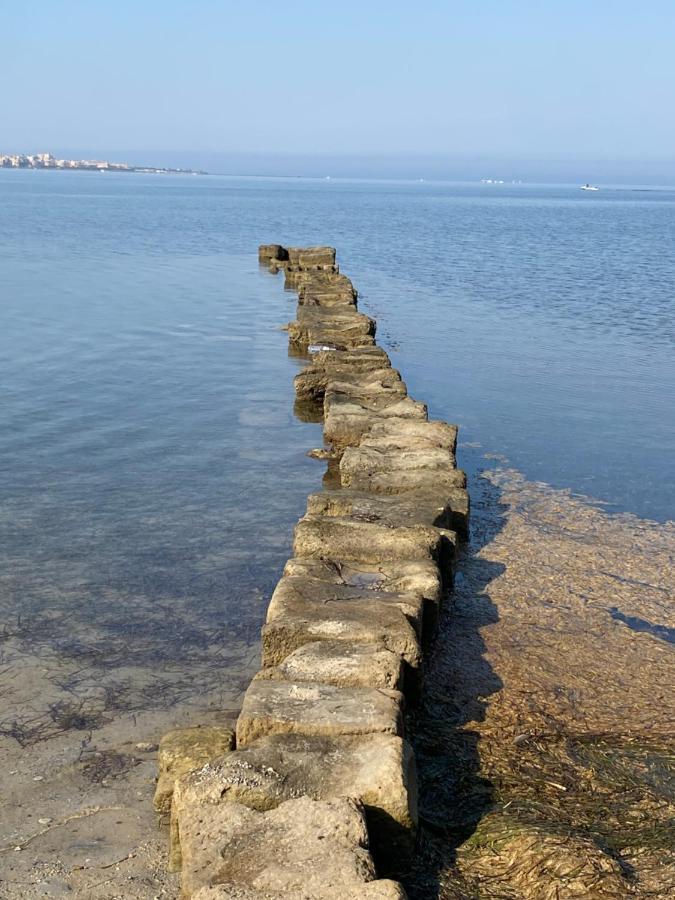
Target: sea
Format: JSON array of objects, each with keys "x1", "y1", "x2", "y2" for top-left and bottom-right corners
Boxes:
[{"x1": 0, "y1": 169, "x2": 673, "y2": 740}]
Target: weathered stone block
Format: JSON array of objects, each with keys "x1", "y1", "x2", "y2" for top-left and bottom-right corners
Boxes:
[
  {"x1": 178, "y1": 795, "x2": 375, "y2": 897},
  {"x1": 324, "y1": 401, "x2": 427, "y2": 450},
  {"x1": 306, "y1": 488, "x2": 467, "y2": 551},
  {"x1": 285, "y1": 265, "x2": 339, "y2": 290},
  {"x1": 295, "y1": 348, "x2": 392, "y2": 401},
  {"x1": 193, "y1": 879, "x2": 407, "y2": 898},
  {"x1": 340, "y1": 445, "x2": 457, "y2": 479},
  {"x1": 342, "y1": 467, "x2": 466, "y2": 496},
  {"x1": 267, "y1": 574, "x2": 424, "y2": 629},
  {"x1": 293, "y1": 514, "x2": 444, "y2": 565},
  {"x1": 286, "y1": 246, "x2": 337, "y2": 266},
  {"x1": 283, "y1": 556, "x2": 442, "y2": 606},
  {"x1": 262, "y1": 576, "x2": 422, "y2": 672},
  {"x1": 255, "y1": 640, "x2": 404, "y2": 690},
  {"x1": 326, "y1": 369, "x2": 408, "y2": 403},
  {"x1": 258, "y1": 244, "x2": 288, "y2": 264},
  {"x1": 153, "y1": 725, "x2": 235, "y2": 814},
  {"x1": 235, "y1": 680, "x2": 404, "y2": 747},
  {"x1": 364, "y1": 418, "x2": 458, "y2": 452},
  {"x1": 171, "y1": 732, "x2": 417, "y2": 874},
  {"x1": 288, "y1": 308, "x2": 376, "y2": 349},
  {"x1": 296, "y1": 271, "x2": 356, "y2": 298}
]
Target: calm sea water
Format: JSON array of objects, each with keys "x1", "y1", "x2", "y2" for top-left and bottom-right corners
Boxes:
[{"x1": 0, "y1": 171, "x2": 673, "y2": 719}]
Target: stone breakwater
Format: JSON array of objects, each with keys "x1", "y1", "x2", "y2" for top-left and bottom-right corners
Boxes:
[{"x1": 153, "y1": 245, "x2": 470, "y2": 899}]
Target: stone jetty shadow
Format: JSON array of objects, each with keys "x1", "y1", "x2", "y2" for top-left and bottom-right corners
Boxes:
[{"x1": 405, "y1": 470, "x2": 507, "y2": 899}]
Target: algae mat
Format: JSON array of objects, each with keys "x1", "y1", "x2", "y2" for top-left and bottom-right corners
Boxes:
[{"x1": 410, "y1": 463, "x2": 674, "y2": 899}]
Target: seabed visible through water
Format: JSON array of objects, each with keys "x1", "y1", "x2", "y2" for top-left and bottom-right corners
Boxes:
[
  {"x1": 408, "y1": 462, "x2": 675, "y2": 900},
  {"x1": 0, "y1": 453, "x2": 673, "y2": 898}
]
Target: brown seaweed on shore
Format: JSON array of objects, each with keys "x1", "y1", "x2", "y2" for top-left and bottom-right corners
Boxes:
[{"x1": 406, "y1": 465, "x2": 675, "y2": 899}]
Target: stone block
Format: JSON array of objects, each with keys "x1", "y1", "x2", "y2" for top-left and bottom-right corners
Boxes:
[
  {"x1": 296, "y1": 271, "x2": 356, "y2": 299},
  {"x1": 364, "y1": 418, "x2": 458, "y2": 452},
  {"x1": 193, "y1": 880, "x2": 407, "y2": 899},
  {"x1": 324, "y1": 400, "x2": 427, "y2": 450},
  {"x1": 342, "y1": 467, "x2": 466, "y2": 496},
  {"x1": 258, "y1": 244, "x2": 288, "y2": 264},
  {"x1": 153, "y1": 725, "x2": 235, "y2": 814},
  {"x1": 306, "y1": 488, "x2": 467, "y2": 551},
  {"x1": 326, "y1": 369, "x2": 408, "y2": 403},
  {"x1": 262, "y1": 576, "x2": 422, "y2": 672},
  {"x1": 288, "y1": 308, "x2": 376, "y2": 349},
  {"x1": 171, "y1": 732, "x2": 417, "y2": 874},
  {"x1": 283, "y1": 556, "x2": 442, "y2": 606},
  {"x1": 295, "y1": 348, "x2": 392, "y2": 401},
  {"x1": 340, "y1": 445, "x2": 457, "y2": 478},
  {"x1": 285, "y1": 265, "x2": 339, "y2": 290},
  {"x1": 178, "y1": 795, "x2": 375, "y2": 897},
  {"x1": 293, "y1": 514, "x2": 444, "y2": 565},
  {"x1": 286, "y1": 246, "x2": 337, "y2": 266},
  {"x1": 235, "y1": 680, "x2": 404, "y2": 747},
  {"x1": 255, "y1": 640, "x2": 404, "y2": 690}
]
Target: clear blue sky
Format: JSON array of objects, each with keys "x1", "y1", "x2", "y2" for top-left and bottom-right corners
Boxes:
[{"x1": 3, "y1": 1, "x2": 674, "y2": 178}]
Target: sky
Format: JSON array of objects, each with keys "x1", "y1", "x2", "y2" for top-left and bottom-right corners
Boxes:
[{"x1": 2, "y1": 1, "x2": 674, "y2": 180}]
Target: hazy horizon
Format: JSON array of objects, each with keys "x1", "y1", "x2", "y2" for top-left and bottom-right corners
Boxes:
[{"x1": 4, "y1": 150, "x2": 675, "y2": 186}]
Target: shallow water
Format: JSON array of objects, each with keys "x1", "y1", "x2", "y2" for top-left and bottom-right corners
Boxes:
[{"x1": 0, "y1": 171, "x2": 673, "y2": 896}]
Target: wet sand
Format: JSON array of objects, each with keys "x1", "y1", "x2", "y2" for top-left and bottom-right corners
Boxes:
[
  {"x1": 409, "y1": 462, "x2": 675, "y2": 899},
  {"x1": 0, "y1": 632, "x2": 254, "y2": 898}
]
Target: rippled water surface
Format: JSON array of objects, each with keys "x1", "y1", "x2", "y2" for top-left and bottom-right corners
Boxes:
[
  {"x1": 0, "y1": 170, "x2": 673, "y2": 896},
  {"x1": 0, "y1": 171, "x2": 673, "y2": 711},
  {"x1": 0, "y1": 172, "x2": 675, "y2": 702}
]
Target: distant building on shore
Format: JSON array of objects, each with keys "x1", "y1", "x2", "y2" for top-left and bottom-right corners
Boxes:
[
  {"x1": 0, "y1": 152, "x2": 131, "y2": 171},
  {"x1": 0, "y1": 152, "x2": 202, "y2": 175}
]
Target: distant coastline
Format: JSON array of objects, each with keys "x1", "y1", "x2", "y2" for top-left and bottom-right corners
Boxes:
[{"x1": 0, "y1": 151, "x2": 205, "y2": 175}]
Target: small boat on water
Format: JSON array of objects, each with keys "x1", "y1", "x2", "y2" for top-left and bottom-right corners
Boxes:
[{"x1": 581, "y1": 183, "x2": 599, "y2": 191}]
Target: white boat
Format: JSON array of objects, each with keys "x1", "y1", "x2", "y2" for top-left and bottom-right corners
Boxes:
[{"x1": 581, "y1": 183, "x2": 599, "y2": 191}]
